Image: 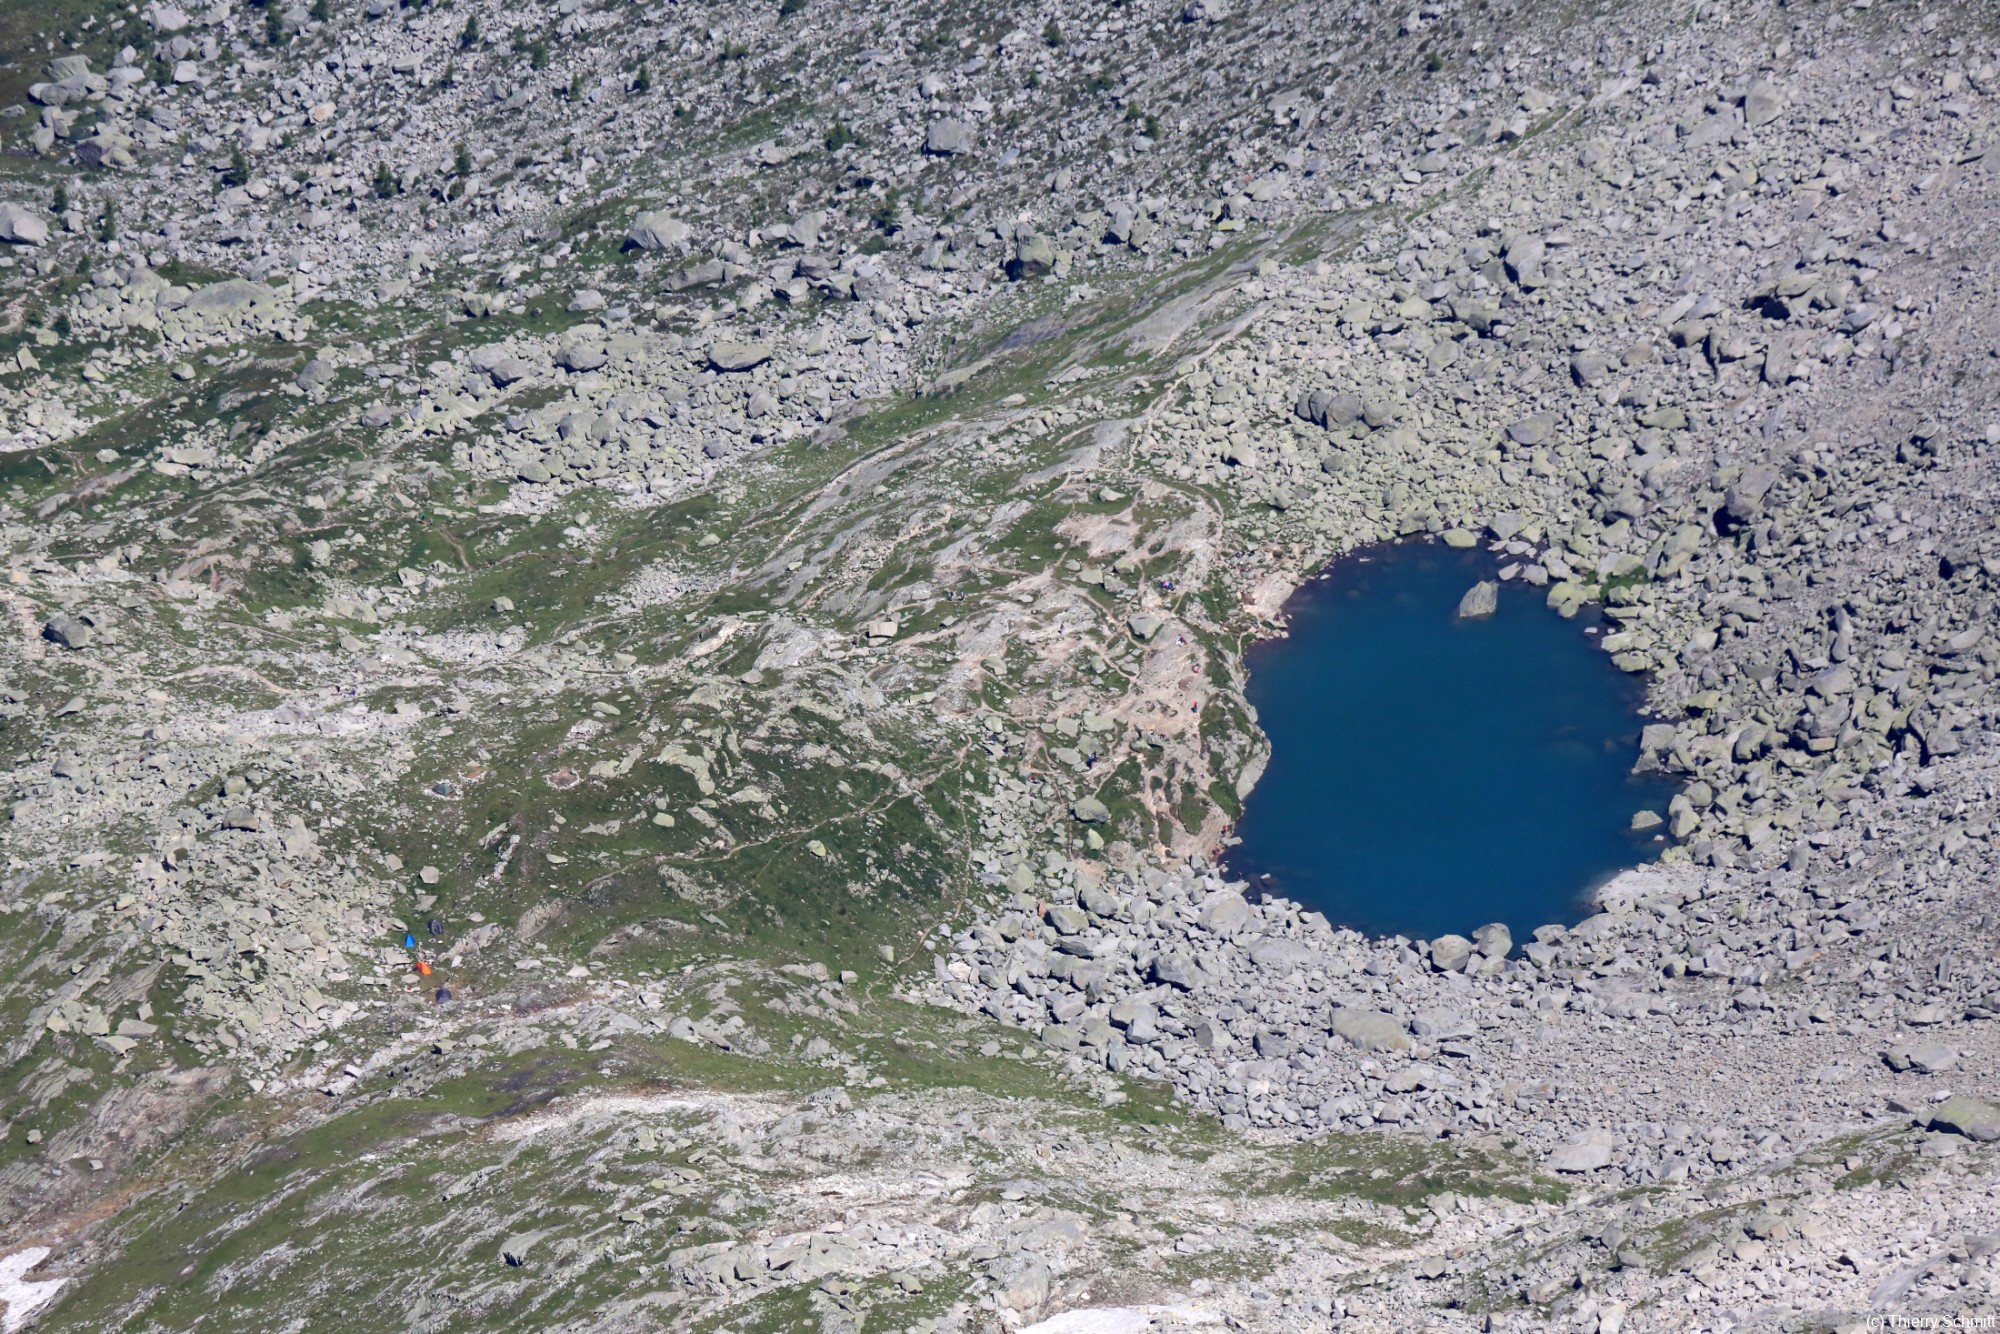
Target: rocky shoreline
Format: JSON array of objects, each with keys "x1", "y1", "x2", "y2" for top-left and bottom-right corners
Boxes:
[{"x1": 924, "y1": 0, "x2": 2000, "y2": 1204}]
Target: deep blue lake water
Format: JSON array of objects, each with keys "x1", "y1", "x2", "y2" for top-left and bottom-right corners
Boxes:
[{"x1": 1223, "y1": 540, "x2": 1679, "y2": 946}]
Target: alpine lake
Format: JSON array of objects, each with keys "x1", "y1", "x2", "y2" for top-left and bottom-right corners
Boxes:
[{"x1": 1223, "y1": 539, "x2": 1682, "y2": 946}]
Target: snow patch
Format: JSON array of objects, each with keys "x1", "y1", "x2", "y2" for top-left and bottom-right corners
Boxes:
[{"x1": 0, "y1": 1248, "x2": 67, "y2": 1333}]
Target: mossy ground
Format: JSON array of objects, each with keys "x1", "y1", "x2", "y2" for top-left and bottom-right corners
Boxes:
[{"x1": 35, "y1": 989, "x2": 1545, "y2": 1333}]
